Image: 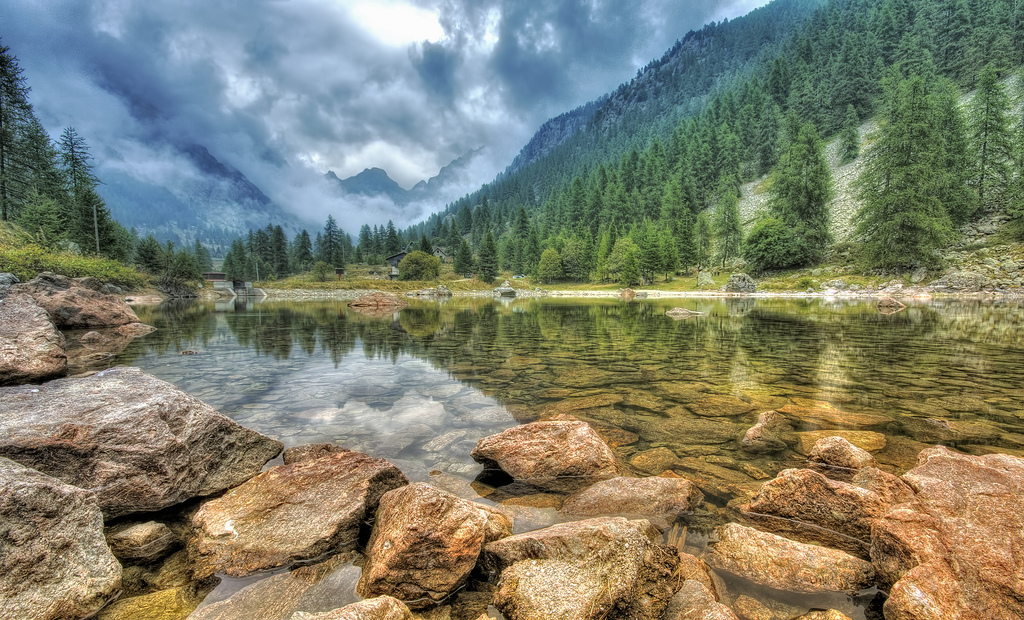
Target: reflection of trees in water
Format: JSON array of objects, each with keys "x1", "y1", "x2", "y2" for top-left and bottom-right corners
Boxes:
[{"x1": 116, "y1": 299, "x2": 219, "y2": 364}]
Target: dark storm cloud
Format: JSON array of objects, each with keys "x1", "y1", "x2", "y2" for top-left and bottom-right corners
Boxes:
[{"x1": 2, "y1": 0, "x2": 763, "y2": 230}]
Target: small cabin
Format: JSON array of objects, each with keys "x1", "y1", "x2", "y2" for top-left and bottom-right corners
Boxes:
[{"x1": 385, "y1": 251, "x2": 408, "y2": 280}]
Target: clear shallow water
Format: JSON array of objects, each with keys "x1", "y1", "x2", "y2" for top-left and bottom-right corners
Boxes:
[{"x1": 110, "y1": 296, "x2": 1024, "y2": 618}]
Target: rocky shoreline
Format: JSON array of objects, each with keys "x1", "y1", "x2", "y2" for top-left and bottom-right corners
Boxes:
[{"x1": 2, "y1": 272, "x2": 1024, "y2": 620}]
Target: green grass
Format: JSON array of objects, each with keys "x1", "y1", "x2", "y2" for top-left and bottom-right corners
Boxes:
[{"x1": 0, "y1": 221, "x2": 148, "y2": 288}]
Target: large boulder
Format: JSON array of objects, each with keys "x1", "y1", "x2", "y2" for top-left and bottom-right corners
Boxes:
[
  {"x1": 0, "y1": 292, "x2": 67, "y2": 385},
  {"x1": 725, "y1": 273, "x2": 756, "y2": 293},
  {"x1": 488, "y1": 517, "x2": 680, "y2": 620},
  {"x1": 703, "y1": 523, "x2": 875, "y2": 595},
  {"x1": 742, "y1": 468, "x2": 892, "y2": 557},
  {"x1": 14, "y1": 272, "x2": 142, "y2": 328},
  {"x1": 471, "y1": 420, "x2": 618, "y2": 492},
  {"x1": 348, "y1": 291, "x2": 409, "y2": 309},
  {"x1": 0, "y1": 367, "x2": 283, "y2": 518},
  {"x1": 190, "y1": 450, "x2": 408, "y2": 577},
  {"x1": 872, "y1": 446, "x2": 1024, "y2": 620},
  {"x1": 0, "y1": 458, "x2": 122, "y2": 620},
  {"x1": 808, "y1": 436, "x2": 876, "y2": 470},
  {"x1": 291, "y1": 596, "x2": 412, "y2": 619},
  {"x1": 357, "y1": 483, "x2": 512, "y2": 608},
  {"x1": 662, "y1": 580, "x2": 739, "y2": 620},
  {"x1": 559, "y1": 475, "x2": 703, "y2": 529}
]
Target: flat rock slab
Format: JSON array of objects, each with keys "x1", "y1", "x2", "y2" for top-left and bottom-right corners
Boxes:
[
  {"x1": 0, "y1": 292, "x2": 67, "y2": 386},
  {"x1": 15, "y1": 272, "x2": 142, "y2": 328},
  {"x1": 0, "y1": 367, "x2": 283, "y2": 518},
  {"x1": 793, "y1": 430, "x2": 886, "y2": 455},
  {"x1": 471, "y1": 420, "x2": 618, "y2": 492},
  {"x1": 106, "y1": 521, "x2": 178, "y2": 563},
  {"x1": 777, "y1": 402, "x2": 890, "y2": 430},
  {"x1": 189, "y1": 553, "x2": 362, "y2": 620},
  {"x1": 560, "y1": 476, "x2": 703, "y2": 528},
  {"x1": 703, "y1": 523, "x2": 875, "y2": 594},
  {"x1": 687, "y1": 394, "x2": 754, "y2": 417},
  {"x1": 0, "y1": 457, "x2": 122, "y2": 620},
  {"x1": 873, "y1": 446, "x2": 1024, "y2": 620},
  {"x1": 358, "y1": 483, "x2": 511, "y2": 608},
  {"x1": 190, "y1": 450, "x2": 408, "y2": 577}
]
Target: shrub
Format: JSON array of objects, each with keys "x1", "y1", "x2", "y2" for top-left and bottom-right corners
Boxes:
[
  {"x1": 742, "y1": 217, "x2": 803, "y2": 273},
  {"x1": 398, "y1": 251, "x2": 441, "y2": 280},
  {"x1": 311, "y1": 261, "x2": 333, "y2": 282},
  {"x1": 536, "y1": 248, "x2": 563, "y2": 283},
  {"x1": 0, "y1": 243, "x2": 147, "y2": 288}
]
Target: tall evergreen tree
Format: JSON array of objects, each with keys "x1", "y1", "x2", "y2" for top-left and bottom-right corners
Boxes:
[
  {"x1": 476, "y1": 228, "x2": 499, "y2": 281},
  {"x1": 0, "y1": 42, "x2": 32, "y2": 221},
  {"x1": 58, "y1": 127, "x2": 102, "y2": 253},
  {"x1": 768, "y1": 122, "x2": 833, "y2": 266},
  {"x1": 290, "y1": 229, "x2": 314, "y2": 272},
  {"x1": 839, "y1": 105, "x2": 861, "y2": 164},
  {"x1": 714, "y1": 185, "x2": 743, "y2": 269},
  {"x1": 454, "y1": 237, "x2": 474, "y2": 275},
  {"x1": 933, "y1": 77, "x2": 978, "y2": 223},
  {"x1": 968, "y1": 64, "x2": 1014, "y2": 206},
  {"x1": 695, "y1": 211, "x2": 713, "y2": 271},
  {"x1": 854, "y1": 75, "x2": 953, "y2": 270}
]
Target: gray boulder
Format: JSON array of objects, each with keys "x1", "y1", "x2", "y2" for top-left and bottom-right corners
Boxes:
[
  {"x1": 559, "y1": 476, "x2": 703, "y2": 529},
  {"x1": 0, "y1": 457, "x2": 121, "y2": 620},
  {"x1": 0, "y1": 367, "x2": 283, "y2": 518},
  {"x1": 0, "y1": 292, "x2": 67, "y2": 386},
  {"x1": 725, "y1": 273, "x2": 757, "y2": 293},
  {"x1": 494, "y1": 281, "x2": 517, "y2": 297},
  {"x1": 696, "y1": 271, "x2": 715, "y2": 288}
]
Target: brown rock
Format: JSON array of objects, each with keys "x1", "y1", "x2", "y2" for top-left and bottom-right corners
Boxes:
[
  {"x1": 357, "y1": 483, "x2": 511, "y2": 609},
  {"x1": 688, "y1": 394, "x2": 755, "y2": 417},
  {"x1": 190, "y1": 450, "x2": 408, "y2": 577},
  {"x1": 740, "y1": 410, "x2": 789, "y2": 454},
  {"x1": 471, "y1": 420, "x2": 618, "y2": 492},
  {"x1": 291, "y1": 596, "x2": 412, "y2": 619},
  {"x1": 743, "y1": 468, "x2": 891, "y2": 557},
  {"x1": 703, "y1": 523, "x2": 875, "y2": 594},
  {"x1": 0, "y1": 367, "x2": 282, "y2": 518},
  {"x1": 0, "y1": 457, "x2": 122, "y2": 620},
  {"x1": 876, "y1": 297, "x2": 906, "y2": 315},
  {"x1": 793, "y1": 430, "x2": 886, "y2": 456},
  {"x1": 777, "y1": 402, "x2": 890, "y2": 430},
  {"x1": 348, "y1": 291, "x2": 409, "y2": 308},
  {"x1": 483, "y1": 517, "x2": 662, "y2": 574},
  {"x1": 95, "y1": 587, "x2": 197, "y2": 620},
  {"x1": 676, "y1": 552, "x2": 723, "y2": 600},
  {"x1": 283, "y1": 443, "x2": 351, "y2": 465},
  {"x1": 539, "y1": 393, "x2": 624, "y2": 418},
  {"x1": 559, "y1": 476, "x2": 703, "y2": 529},
  {"x1": 0, "y1": 292, "x2": 67, "y2": 385},
  {"x1": 793, "y1": 611, "x2": 853, "y2": 620},
  {"x1": 808, "y1": 436, "x2": 876, "y2": 470},
  {"x1": 872, "y1": 447, "x2": 1024, "y2": 620},
  {"x1": 630, "y1": 447, "x2": 683, "y2": 474},
  {"x1": 188, "y1": 553, "x2": 362, "y2": 620},
  {"x1": 851, "y1": 467, "x2": 915, "y2": 506},
  {"x1": 662, "y1": 580, "x2": 738, "y2": 620},
  {"x1": 15, "y1": 272, "x2": 142, "y2": 328},
  {"x1": 732, "y1": 596, "x2": 772, "y2": 620},
  {"x1": 105, "y1": 521, "x2": 178, "y2": 563},
  {"x1": 64, "y1": 323, "x2": 156, "y2": 373},
  {"x1": 490, "y1": 518, "x2": 679, "y2": 620},
  {"x1": 666, "y1": 307, "x2": 705, "y2": 319}
]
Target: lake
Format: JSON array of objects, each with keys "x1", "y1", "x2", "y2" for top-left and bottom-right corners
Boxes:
[{"x1": 110, "y1": 295, "x2": 1024, "y2": 618}]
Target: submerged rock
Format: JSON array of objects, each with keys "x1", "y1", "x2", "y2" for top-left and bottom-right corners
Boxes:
[
  {"x1": 14, "y1": 271, "x2": 142, "y2": 328},
  {"x1": 559, "y1": 475, "x2": 703, "y2": 529},
  {"x1": 291, "y1": 596, "x2": 412, "y2": 619},
  {"x1": 63, "y1": 323, "x2": 156, "y2": 373},
  {"x1": 348, "y1": 291, "x2": 409, "y2": 308},
  {"x1": 703, "y1": 523, "x2": 875, "y2": 594},
  {"x1": 0, "y1": 292, "x2": 67, "y2": 385},
  {"x1": 740, "y1": 410, "x2": 789, "y2": 454},
  {"x1": 665, "y1": 307, "x2": 705, "y2": 319},
  {"x1": 872, "y1": 446, "x2": 1024, "y2": 620},
  {"x1": 808, "y1": 435, "x2": 877, "y2": 471},
  {"x1": 488, "y1": 517, "x2": 679, "y2": 620},
  {"x1": 793, "y1": 430, "x2": 886, "y2": 456},
  {"x1": 190, "y1": 450, "x2": 408, "y2": 577},
  {"x1": 662, "y1": 580, "x2": 739, "y2": 620},
  {"x1": 0, "y1": 457, "x2": 122, "y2": 620},
  {"x1": 358, "y1": 483, "x2": 511, "y2": 608},
  {"x1": 471, "y1": 420, "x2": 618, "y2": 492},
  {"x1": 0, "y1": 367, "x2": 282, "y2": 518}
]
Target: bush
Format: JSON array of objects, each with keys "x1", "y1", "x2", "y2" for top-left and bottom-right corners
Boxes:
[
  {"x1": 536, "y1": 248, "x2": 563, "y2": 283},
  {"x1": 742, "y1": 217, "x2": 803, "y2": 273},
  {"x1": 0, "y1": 243, "x2": 147, "y2": 288},
  {"x1": 311, "y1": 261, "x2": 333, "y2": 282},
  {"x1": 398, "y1": 251, "x2": 441, "y2": 280}
]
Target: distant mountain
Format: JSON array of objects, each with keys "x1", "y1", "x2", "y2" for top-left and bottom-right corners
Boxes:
[
  {"x1": 99, "y1": 144, "x2": 308, "y2": 253},
  {"x1": 325, "y1": 147, "x2": 484, "y2": 206}
]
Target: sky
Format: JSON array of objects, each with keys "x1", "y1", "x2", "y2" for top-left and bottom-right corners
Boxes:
[{"x1": 3, "y1": 0, "x2": 766, "y2": 229}]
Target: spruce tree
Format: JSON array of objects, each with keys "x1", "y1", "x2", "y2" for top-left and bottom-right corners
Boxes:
[
  {"x1": 695, "y1": 211, "x2": 712, "y2": 271},
  {"x1": 933, "y1": 78, "x2": 978, "y2": 223},
  {"x1": 714, "y1": 185, "x2": 743, "y2": 269},
  {"x1": 853, "y1": 75, "x2": 953, "y2": 270},
  {"x1": 476, "y1": 228, "x2": 498, "y2": 282},
  {"x1": 454, "y1": 237, "x2": 474, "y2": 275},
  {"x1": 0, "y1": 42, "x2": 32, "y2": 221},
  {"x1": 840, "y1": 105, "x2": 860, "y2": 164},
  {"x1": 768, "y1": 122, "x2": 833, "y2": 266},
  {"x1": 968, "y1": 64, "x2": 1013, "y2": 206}
]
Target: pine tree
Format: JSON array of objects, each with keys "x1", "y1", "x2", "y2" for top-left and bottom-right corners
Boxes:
[
  {"x1": 0, "y1": 42, "x2": 33, "y2": 221},
  {"x1": 695, "y1": 211, "x2": 712, "y2": 271},
  {"x1": 840, "y1": 105, "x2": 861, "y2": 164},
  {"x1": 58, "y1": 127, "x2": 102, "y2": 253},
  {"x1": 290, "y1": 229, "x2": 314, "y2": 272},
  {"x1": 714, "y1": 185, "x2": 743, "y2": 269},
  {"x1": 933, "y1": 78, "x2": 978, "y2": 223},
  {"x1": 854, "y1": 75, "x2": 953, "y2": 270},
  {"x1": 968, "y1": 64, "x2": 1013, "y2": 206},
  {"x1": 193, "y1": 239, "x2": 213, "y2": 272},
  {"x1": 768, "y1": 122, "x2": 833, "y2": 266},
  {"x1": 454, "y1": 237, "x2": 474, "y2": 275},
  {"x1": 476, "y1": 228, "x2": 499, "y2": 282},
  {"x1": 418, "y1": 233, "x2": 433, "y2": 255}
]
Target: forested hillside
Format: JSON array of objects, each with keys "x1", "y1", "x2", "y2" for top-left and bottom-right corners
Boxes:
[{"x1": 380, "y1": 0, "x2": 1023, "y2": 285}]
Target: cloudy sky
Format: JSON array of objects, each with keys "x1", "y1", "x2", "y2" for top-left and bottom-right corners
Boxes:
[{"x1": 4, "y1": 0, "x2": 765, "y2": 228}]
